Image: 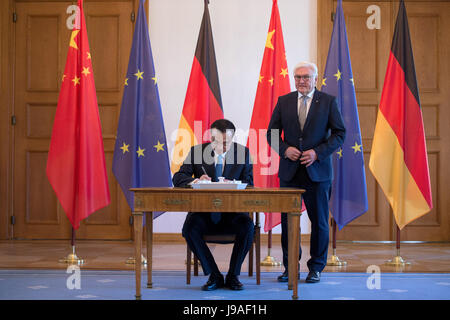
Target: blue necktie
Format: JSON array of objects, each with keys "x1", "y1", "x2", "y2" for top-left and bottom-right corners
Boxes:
[
  {"x1": 211, "y1": 154, "x2": 223, "y2": 224},
  {"x1": 214, "y1": 154, "x2": 223, "y2": 181}
]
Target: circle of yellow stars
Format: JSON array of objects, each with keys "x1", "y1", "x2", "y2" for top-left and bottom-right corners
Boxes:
[
  {"x1": 336, "y1": 141, "x2": 363, "y2": 159},
  {"x1": 119, "y1": 141, "x2": 165, "y2": 158},
  {"x1": 321, "y1": 68, "x2": 355, "y2": 90},
  {"x1": 320, "y1": 68, "x2": 362, "y2": 160}
]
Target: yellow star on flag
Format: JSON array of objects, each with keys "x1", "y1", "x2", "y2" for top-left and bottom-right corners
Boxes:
[
  {"x1": 322, "y1": 78, "x2": 327, "y2": 86},
  {"x1": 134, "y1": 69, "x2": 144, "y2": 80},
  {"x1": 334, "y1": 69, "x2": 342, "y2": 81},
  {"x1": 87, "y1": 52, "x2": 91, "y2": 60},
  {"x1": 280, "y1": 68, "x2": 288, "y2": 78},
  {"x1": 265, "y1": 29, "x2": 275, "y2": 50},
  {"x1": 81, "y1": 67, "x2": 90, "y2": 77},
  {"x1": 268, "y1": 77, "x2": 274, "y2": 86},
  {"x1": 351, "y1": 142, "x2": 362, "y2": 153},
  {"x1": 350, "y1": 78, "x2": 355, "y2": 86},
  {"x1": 69, "y1": 30, "x2": 80, "y2": 49},
  {"x1": 152, "y1": 76, "x2": 157, "y2": 85},
  {"x1": 72, "y1": 76, "x2": 80, "y2": 86},
  {"x1": 136, "y1": 146, "x2": 145, "y2": 157},
  {"x1": 62, "y1": 74, "x2": 66, "y2": 82},
  {"x1": 124, "y1": 78, "x2": 129, "y2": 86},
  {"x1": 259, "y1": 75, "x2": 264, "y2": 83},
  {"x1": 154, "y1": 141, "x2": 165, "y2": 152},
  {"x1": 120, "y1": 142, "x2": 130, "y2": 154},
  {"x1": 336, "y1": 148, "x2": 343, "y2": 159}
]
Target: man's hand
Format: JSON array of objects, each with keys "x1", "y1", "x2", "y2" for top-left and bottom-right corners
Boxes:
[
  {"x1": 285, "y1": 146, "x2": 302, "y2": 161},
  {"x1": 191, "y1": 174, "x2": 211, "y2": 184},
  {"x1": 300, "y1": 149, "x2": 317, "y2": 167}
]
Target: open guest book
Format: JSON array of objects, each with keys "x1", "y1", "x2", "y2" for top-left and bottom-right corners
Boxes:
[{"x1": 190, "y1": 177, "x2": 248, "y2": 190}]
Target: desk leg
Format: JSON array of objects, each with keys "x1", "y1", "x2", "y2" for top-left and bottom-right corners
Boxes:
[
  {"x1": 255, "y1": 212, "x2": 261, "y2": 285},
  {"x1": 146, "y1": 212, "x2": 153, "y2": 288},
  {"x1": 133, "y1": 212, "x2": 143, "y2": 300},
  {"x1": 287, "y1": 212, "x2": 301, "y2": 300}
]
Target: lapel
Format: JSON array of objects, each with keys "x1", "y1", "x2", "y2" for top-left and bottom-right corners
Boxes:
[
  {"x1": 288, "y1": 92, "x2": 301, "y2": 133},
  {"x1": 202, "y1": 143, "x2": 216, "y2": 178},
  {"x1": 302, "y1": 88, "x2": 321, "y2": 132}
]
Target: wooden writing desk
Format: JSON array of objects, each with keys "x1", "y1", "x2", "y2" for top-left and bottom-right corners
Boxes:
[{"x1": 130, "y1": 187, "x2": 304, "y2": 300}]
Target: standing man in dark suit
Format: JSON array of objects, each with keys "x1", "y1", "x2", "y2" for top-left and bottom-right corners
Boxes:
[
  {"x1": 173, "y1": 119, "x2": 254, "y2": 291},
  {"x1": 267, "y1": 61, "x2": 345, "y2": 283}
]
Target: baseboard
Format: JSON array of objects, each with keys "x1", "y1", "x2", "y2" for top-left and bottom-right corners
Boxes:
[{"x1": 153, "y1": 233, "x2": 310, "y2": 244}]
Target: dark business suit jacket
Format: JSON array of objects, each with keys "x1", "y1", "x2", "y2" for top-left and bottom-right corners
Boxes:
[
  {"x1": 267, "y1": 89, "x2": 346, "y2": 182},
  {"x1": 173, "y1": 142, "x2": 254, "y2": 276},
  {"x1": 172, "y1": 142, "x2": 253, "y2": 187},
  {"x1": 267, "y1": 88, "x2": 346, "y2": 272}
]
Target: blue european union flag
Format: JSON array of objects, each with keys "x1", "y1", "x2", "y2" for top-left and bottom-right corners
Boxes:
[
  {"x1": 112, "y1": 0, "x2": 172, "y2": 218},
  {"x1": 322, "y1": 0, "x2": 368, "y2": 229}
]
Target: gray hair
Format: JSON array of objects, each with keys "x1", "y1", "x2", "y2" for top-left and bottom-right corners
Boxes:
[{"x1": 293, "y1": 61, "x2": 318, "y2": 77}]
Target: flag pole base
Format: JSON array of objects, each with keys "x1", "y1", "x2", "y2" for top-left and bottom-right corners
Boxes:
[
  {"x1": 59, "y1": 246, "x2": 84, "y2": 265},
  {"x1": 261, "y1": 255, "x2": 282, "y2": 266},
  {"x1": 385, "y1": 255, "x2": 410, "y2": 266},
  {"x1": 326, "y1": 254, "x2": 347, "y2": 266},
  {"x1": 125, "y1": 255, "x2": 147, "y2": 265},
  {"x1": 260, "y1": 248, "x2": 281, "y2": 266},
  {"x1": 385, "y1": 248, "x2": 411, "y2": 266},
  {"x1": 326, "y1": 248, "x2": 347, "y2": 266}
]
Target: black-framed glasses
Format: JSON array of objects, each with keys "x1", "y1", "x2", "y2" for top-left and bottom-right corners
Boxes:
[{"x1": 294, "y1": 75, "x2": 313, "y2": 81}]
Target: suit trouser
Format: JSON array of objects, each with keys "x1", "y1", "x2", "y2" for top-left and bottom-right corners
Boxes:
[
  {"x1": 280, "y1": 164, "x2": 331, "y2": 273},
  {"x1": 182, "y1": 212, "x2": 254, "y2": 276}
]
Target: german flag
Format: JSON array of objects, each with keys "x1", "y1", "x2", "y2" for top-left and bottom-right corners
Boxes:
[
  {"x1": 369, "y1": 0, "x2": 432, "y2": 229},
  {"x1": 170, "y1": 0, "x2": 223, "y2": 173}
]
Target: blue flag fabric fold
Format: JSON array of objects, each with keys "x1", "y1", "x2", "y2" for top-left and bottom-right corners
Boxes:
[
  {"x1": 112, "y1": 0, "x2": 172, "y2": 218},
  {"x1": 322, "y1": 0, "x2": 368, "y2": 229}
]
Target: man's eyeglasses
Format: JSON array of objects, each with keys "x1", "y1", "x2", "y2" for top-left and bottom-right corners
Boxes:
[{"x1": 294, "y1": 75, "x2": 314, "y2": 81}]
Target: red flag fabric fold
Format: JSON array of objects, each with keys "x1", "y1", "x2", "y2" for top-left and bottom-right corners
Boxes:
[
  {"x1": 247, "y1": 0, "x2": 294, "y2": 232},
  {"x1": 46, "y1": 0, "x2": 110, "y2": 230}
]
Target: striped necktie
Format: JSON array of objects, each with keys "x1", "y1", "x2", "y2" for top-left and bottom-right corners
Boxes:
[
  {"x1": 299, "y1": 95, "x2": 308, "y2": 130},
  {"x1": 211, "y1": 154, "x2": 223, "y2": 224}
]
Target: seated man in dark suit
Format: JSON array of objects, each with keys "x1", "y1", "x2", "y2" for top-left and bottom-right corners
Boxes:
[{"x1": 172, "y1": 119, "x2": 254, "y2": 291}]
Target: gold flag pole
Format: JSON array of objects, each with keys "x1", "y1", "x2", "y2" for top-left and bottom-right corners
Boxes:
[
  {"x1": 59, "y1": 228, "x2": 84, "y2": 265},
  {"x1": 385, "y1": 226, "x2": 410, "y2": 266},
  {"x1": 327, "y1": 218, "x2": 347, "y2": 266},
  {"x1": 261, "y1": 229, "x2": 281, "y2": 266}
]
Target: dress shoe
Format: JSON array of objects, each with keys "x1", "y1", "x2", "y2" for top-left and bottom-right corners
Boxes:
[
  {"x1": 225, "y1": 275, "x2": 244, "y2": 291},
  {"x1": 201, "y1": 273, "x2": 224, "y2": 291},
  {"x1": 305, "y1": 270, "x2": 321, "y2": 283},
  {"x1": 277, "y1": 270, "x2": 300, "y2": 283}
]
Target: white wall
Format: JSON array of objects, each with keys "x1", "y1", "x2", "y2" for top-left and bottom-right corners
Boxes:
[{"x1": 147, "y1": 0, "x2": 316, "y2": 234}]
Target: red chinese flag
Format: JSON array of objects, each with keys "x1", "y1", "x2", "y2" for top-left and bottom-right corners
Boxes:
[
  {"x1": 46, "y1": 0, "x2": 110, "y2": 230},
  {"x1": 247, "y1": 0, "x2": 292, "y2": 232},
  {"x1": 369, "y1": 0, "x2": 432, "y2": 229},
  {"x1": 171, "y1": 0, "x2": 223, "y2": 173}
]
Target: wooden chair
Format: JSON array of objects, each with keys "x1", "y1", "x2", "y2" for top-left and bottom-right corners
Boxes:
[{"x1": 186, "y1": 212, "x2": 261, "y2": 285}]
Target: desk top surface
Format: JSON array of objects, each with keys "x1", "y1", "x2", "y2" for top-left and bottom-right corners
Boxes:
[{"x1": 130, "y1": 187, "x2": 305, "y2": 194}]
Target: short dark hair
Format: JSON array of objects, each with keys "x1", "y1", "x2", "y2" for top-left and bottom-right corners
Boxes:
[{"x1": 210, "y1": 119, "x2": 235, "y2": 134}]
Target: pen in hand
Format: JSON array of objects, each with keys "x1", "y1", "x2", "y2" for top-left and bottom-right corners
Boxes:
[{"x1": 199, "y1": 166, "x2": 211, "y2": 181}]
